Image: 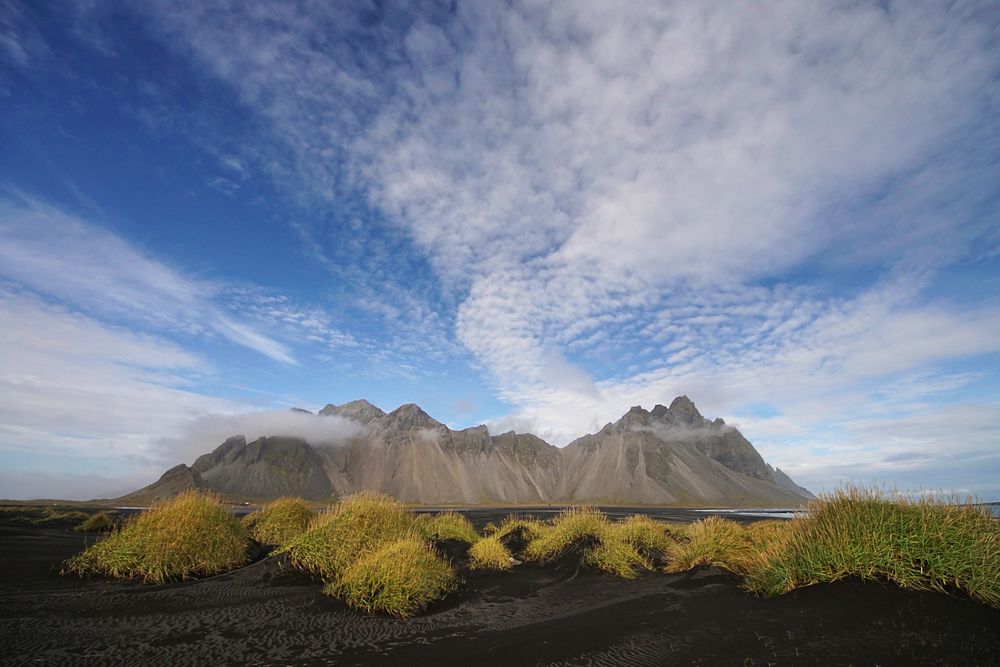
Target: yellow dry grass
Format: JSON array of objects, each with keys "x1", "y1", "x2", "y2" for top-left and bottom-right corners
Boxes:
[
  {"x1": 280, "y1": 491, "x2": 458, "y2": 616},
  {"x1": 744, "y1": 486, "x2": 1000, "y2": 607},
  {"x1": 282, "y1": 491, "x2": 414, "y2": 581},
  {"x1": 413, "y1": 511, "x2": 480, "y2": 544},
  {"x1": 663, "y1": 515, "x2": 755, "y2": 574},
  {"x1": 330, "y1": 537, "x2": 456, "y2": 616},
  {"x1": 243, "y1": 497, "x2": 314, "y2": 546},
  {"x1": 468, "y1": 535, "x2": 513, "y2": 571},
  {"x1": 62, "y1": 490, "x2": 249, "y2": 583},
  {"x1": 522, "y1": 508, "x2": 674, "y2": 579}
]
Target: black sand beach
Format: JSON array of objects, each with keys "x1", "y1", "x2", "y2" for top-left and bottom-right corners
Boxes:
[{"x1": 2, "y1": 509, "x2": 998, "y2": 666}]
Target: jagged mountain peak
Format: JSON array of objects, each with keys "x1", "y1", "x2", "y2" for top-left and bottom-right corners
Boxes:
[
  {"x1": 378, "y1": 403, "x2": 442, "y2": 430},
  {"x1": 670, "y1": 394, "x2": 697, "y2": 410},
  {"x1": 647, "y1": 395, "x2": 707, "y2": 427},
  {"x1": 616, "y1": 405, "x2": 652, "y2": 429},
  {"x1": 319, "y1": 399, "x2": 386, "y2": 424},
  {"x1": 125, "y1": 396, "x2": 815, "y2": 505}
]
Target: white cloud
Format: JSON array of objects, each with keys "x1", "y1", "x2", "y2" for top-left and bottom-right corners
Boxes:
[
  {"x1": 0, "y1": 194, "x2": 376, "y2": 498},
  {"x1": 0, "y1": 286, "x2": 248, "y2": 496},
  {"x1": 779, "y1": 402, "x2": 1000, "y2": 500},
  {"x1": 156, "y1": 409, "x2": 364, "y2": 466},
  {"x1": 0, "y1": 194, "x2": 297, "y2": 364},
  {"x1": 116, "y1": 1, "x2": 1000, "y2": 494}
]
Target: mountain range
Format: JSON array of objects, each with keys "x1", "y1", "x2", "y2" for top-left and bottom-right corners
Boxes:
[{"x1": 121, "y1": 396, "x2": 814, "y2": 506}]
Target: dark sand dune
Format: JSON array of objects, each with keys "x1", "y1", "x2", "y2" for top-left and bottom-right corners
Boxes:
[{"x1": 2, "y1": 514, "x2": 998, "y2": 666}]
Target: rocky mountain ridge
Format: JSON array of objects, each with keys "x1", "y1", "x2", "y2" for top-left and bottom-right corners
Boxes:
[{"x1": 125, "y1": 396, "x2": 814, "y2": 506}]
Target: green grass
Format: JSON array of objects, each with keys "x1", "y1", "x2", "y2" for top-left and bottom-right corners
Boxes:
[
  {"x1": 1, "y1": 506, "x2": 91, "y2": 527},
  {"x1": 616, "y1": 514, "x2": 680, "y2": 554},
  {"x1": 329, "y1": 537, "x2": 456, "y2": 616},
  {"x1": 281, "y1": 491, "x2": 459, "y2": 616},
  {"x1": 75, "y1": 511, "x2": 115, "y2": 533},
  {"x1": 522, "y1": 508, "x2": 672, "y2": 579},
  {"x1": 523, "y1": 507, "x2": 607, "y2": 561},
  {"x1": 243, "y1": 497, "x2": 314, "y2": 546},
  {"x1": 281, "y1": 491, "x2": 414, "y2": 581},
  {"x1": 55, "y1": 486, "x2": 999, "y2": 614},
  {"x1": 743, "y1": 486, "x2": 1000, "y2": 607},
  {"x1": 468, "y1": 535, "x2": 513, "y2": 570},
  {"x1": 663, "y1": 515, "x2": 754, "y2": 574},
  {"x1": 62, "y1": 490, "x2": 250, "y2": 583},
  {"x1": 413, "y1": 511, "x2": 480, "y2": 544},
  {"x1": 493, "y1": 515, "x2": 545, "y2": 543},
  {"x1": 40, "y1": 508, "x2": 90, "y2": 526}
]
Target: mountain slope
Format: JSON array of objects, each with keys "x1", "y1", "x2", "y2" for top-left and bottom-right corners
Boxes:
[
  {"x1": 124, "y1": 397, "x2": 813, "y2": 506},
  {"x1": 316, "y1": 405, "x2": 562, "y2": 504},
  {"x1": 116, "y1": 463, "x2": 207, "y2": 503},
  {"x1": 557, "y1": 402, "x2": 806, "y2": 505},
  {"x1": 189, "y1": 435, "x2": 333, "y2": 499},
  {"x1": 768, "y1": 464, "x2": 818, "y2": 500}
]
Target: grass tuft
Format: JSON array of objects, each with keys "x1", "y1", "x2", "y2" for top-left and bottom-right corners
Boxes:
[
  {"x1": 281, "y1": 491, "x2": 413, "y2": 581},
  {"x1": 75, "y1": 511, "x2": 115, "y2": 533},
  {"x1": 468, "y1": 535, "x2": 513, "y2": 571},
  {"x1": 494, "y1": 516, "x2": 545, "y2": 544},
  {"x1": 617, "y1": 514, "x2": 679, "y2": 554},
  {"x1": 1, "y1": 506, "x2": 91, "y2": 527},
  {"x1": 522, "y1": 508, "x2": 672, "y2": 579},
  {"x1": 40, "y1": 509, "x2": 90, "y2": 526},
  {"x1": 281, "y1": 491, "x2": 459, "y2": 615},
  {"x1": 62, "y1": 490, "x2": 250, "y2": 583},
  {"x1": 329, "y1": 537, "x2": 456, "y2": 617},
  {"x1": 664, "y1": 515, "x2": 754, "y2": 574},
  {"x1": 243, "y1": 497, "x2": 314, "y2": 546},
  {"x1": 414, "y1": 511, "x2": 480, "y2": 544},
  {"x1": 523, "y1": 507, "x2": 607, "y2": 562},
  {"x1": 743, "y1": 486, "x2": 1000, "y2": 607}
]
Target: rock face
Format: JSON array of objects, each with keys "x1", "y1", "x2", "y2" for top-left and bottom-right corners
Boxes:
[
  {"x1": 318, "y1": 399, "x2": 385, "y2": 425},
  {"x1": 556, "y1": 399, "x2": 804, "y2": 505},
  {"x1": 126, "y1": 397, "x2": 814, "y2": 506},
  {"x1": 768, "y1": 464, "x2": 817, "y2": 500},
  {"x1": 318, "y1": 405, "x2": 562, "y2": 504},
  {"x1": 189, "y1": 435, "x2": 333, "y2": 499},
  {"x1": 117, "y1": 463, "x2": 207, "y2": 503}
]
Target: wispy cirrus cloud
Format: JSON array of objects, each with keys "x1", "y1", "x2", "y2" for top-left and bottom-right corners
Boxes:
[
  {"x1": 5, "y1": 2, "x2": 998, "y2": 498},
  {"x1": 0, "y1": 284, "x2": 243, "y2": 481},
  {"x1": 0, "y1": 193, "x2": 374, "y2": 497},
  {"x1": 126, "y1": 1, "x2": 1000, "y2": 496},
  {"x1": 0, "y1": 193, "x2": 297, "y2": 364}
]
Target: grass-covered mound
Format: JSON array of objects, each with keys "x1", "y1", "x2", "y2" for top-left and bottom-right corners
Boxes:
[
  {"x1": 468, "y1": 535, "x2": 513, "y2": 570},
  {"x1": 1, "y1": 506, "x2": 90, "y2": 527},
  {"x1": 414, "y1": 511, "x2": 480, "y2": 544},
  {"x1": 522, "y1": 508, "x2": 673, "y2": 578},
  {"x1": 490, "y1": 515, "x2": 545, "y2": 545},
  {"x1": 75, "y1": 511, "x2": 115, "y2": 533},
  {"x1": 744, "y1": 487, "x2": 1000, "y2": 607},
  {"x1": 469, "y1": 515, "x2": 545, "y2": 570},
  {"x1": 507, "y1": 490, "x2": 999, "y2": 610},
  {"x1": 281, "y1": 492, "x2": 459, "y2": 616},
  {"x1": 63, "y1": 491, "x2": 250, "y2": 583},
  {"x1": 58, "y1": 487, "x2": 1000, "y2": 614},
  {"x1": 283, "y1": 491, "x2": 414, "y2": 580},
  {"x1": 330, "y1": 537, "x2": 457, "y2": 616},
  {"x1": 243, "y1": 497, "x2": 314, "y2": 546},
  {"x1": 664, "y1": 515, "x2": 755, "y2": 574}
]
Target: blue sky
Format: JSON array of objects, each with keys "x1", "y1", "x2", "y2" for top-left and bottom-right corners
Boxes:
[{"x1": 1, "y1": 1, "x2": 999, "y2": 500}]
